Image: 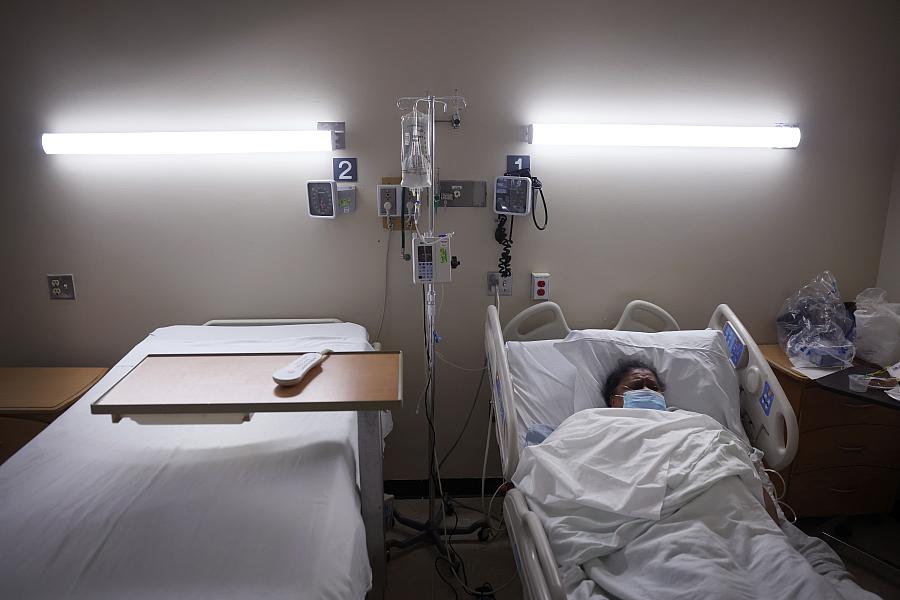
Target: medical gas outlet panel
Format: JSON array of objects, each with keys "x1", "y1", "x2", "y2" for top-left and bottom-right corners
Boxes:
[
  {"x1": 413, "y1": 235, "x2": 452, "y2": 284},
  {"x1": 376, "y1": 185, "x2": 404, "y2": 217}
]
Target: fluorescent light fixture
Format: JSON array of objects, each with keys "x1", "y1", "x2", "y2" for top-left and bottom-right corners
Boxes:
[
  {"x1": 41, "y1": 130, "x2": 333, "y2": 155},
  {"x1": 528, "y1": 123, "x2": 801, "y2": 148}
]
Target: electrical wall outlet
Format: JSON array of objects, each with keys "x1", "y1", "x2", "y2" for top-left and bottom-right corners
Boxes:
[
  {"x1": 487, "y1": 272, "x2": 513, "y2": 296},
  {"x1": 47, "y1": 274, "x2": 76, "y2": 300},
  {"x1": 531, "y1": 272, "x2": 550, "y2": 301}
]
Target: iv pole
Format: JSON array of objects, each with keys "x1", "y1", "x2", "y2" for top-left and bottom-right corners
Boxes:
[{"x1": 387, "y1": 93, "x2": 489, "y2": 558}]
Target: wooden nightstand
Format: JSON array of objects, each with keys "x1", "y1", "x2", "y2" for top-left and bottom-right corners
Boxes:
[
  {"x1": 0, "y1": 367, "x2": 107, "y2": 464},
  {"x1": 760, "y1": 345, "x2": 900, "y2": 517}
]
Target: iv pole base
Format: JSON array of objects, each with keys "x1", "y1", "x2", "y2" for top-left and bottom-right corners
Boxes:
[{"x1": 386, "y1": 505, "x2": 490, "y2": 557}]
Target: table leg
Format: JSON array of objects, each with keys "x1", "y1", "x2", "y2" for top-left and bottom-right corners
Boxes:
[{"x1": 358, "y1": 410, "x2": 385, "y2": 600}]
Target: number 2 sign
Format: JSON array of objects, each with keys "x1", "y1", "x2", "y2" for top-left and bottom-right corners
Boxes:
[{"x1": 332, "y1": 158, "x2": 358, "y2": 182}]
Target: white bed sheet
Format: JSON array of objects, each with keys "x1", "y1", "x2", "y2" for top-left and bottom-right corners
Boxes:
[{"x1": 0, "y1": 323, "x2": 381, "y2": 600}]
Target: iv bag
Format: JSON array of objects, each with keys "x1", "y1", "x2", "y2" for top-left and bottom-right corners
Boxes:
[{"x1": 401, "y1": 109, "x2": 431, "y2": 190}]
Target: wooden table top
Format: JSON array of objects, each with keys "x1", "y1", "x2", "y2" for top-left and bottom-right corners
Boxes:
[
  {"x1": 91, "y1": 352, "x2": 402, "y2": 416},
  {"x1": 758, "y1": 344, "x2": 810, "y2": 381},
  {"x1": 0, "y1": 367, "x2": 108, "y2": 413}
]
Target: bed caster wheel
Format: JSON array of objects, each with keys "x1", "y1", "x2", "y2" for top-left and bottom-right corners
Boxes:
[{"x1": 477, "y1": 527, "x2": 491, "y2": 542}]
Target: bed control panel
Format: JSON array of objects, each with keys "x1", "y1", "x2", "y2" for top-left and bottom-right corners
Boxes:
[
  {"x1": 722, "y1": 321, "x2": 748, "y2": 369},
  {"x1": 759, "y1": 381, "x2": 775, "y2": 417}
]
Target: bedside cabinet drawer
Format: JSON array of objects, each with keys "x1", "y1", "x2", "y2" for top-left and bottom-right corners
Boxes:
[
  {"x1": 792, "y1": 425, "x2": 900, "y2": 472},
  {"x1": 787, "y1": 466, "x2": 899, "y2": 517},
  {"x1": 0, "y1": 417, "x2": 47, "y2": 464},
  {"x1": 800, "y1": 389, "x2": 900, "y2": 432}
]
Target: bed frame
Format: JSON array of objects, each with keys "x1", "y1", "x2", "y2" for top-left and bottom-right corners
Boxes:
[{"x1": 485, "y1": 300, "x2": 798, "y2": 600}]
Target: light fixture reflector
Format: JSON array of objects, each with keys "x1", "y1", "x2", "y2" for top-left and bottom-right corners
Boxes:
[
  {"x1": 529, "y1": 124, "x2": 801, "y2": 148},
  {"x1": 41, "y1": 130, "x2": 333, "y2": 155}
]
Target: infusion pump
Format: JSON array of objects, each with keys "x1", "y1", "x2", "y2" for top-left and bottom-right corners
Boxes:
[{"x1": 412, "y1": 235, "x2": 452, "y2": 284}]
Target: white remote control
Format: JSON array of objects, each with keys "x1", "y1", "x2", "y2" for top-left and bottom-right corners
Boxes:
[{"x1": 272, "y1": 350, "x2": 332, "y2": 386}]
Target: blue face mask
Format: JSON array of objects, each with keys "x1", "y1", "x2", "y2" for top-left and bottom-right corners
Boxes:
[{"x1": 622, "y1": 389, "x2": 667, "y2": 411}]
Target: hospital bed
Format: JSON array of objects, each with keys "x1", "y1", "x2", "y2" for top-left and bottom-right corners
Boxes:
[
  {"x1": 485, "y1": 301, "x2": 877, "y2": 600},
  {"x1": 0, "y1": 318, "x2": 389, "y2": 600}
]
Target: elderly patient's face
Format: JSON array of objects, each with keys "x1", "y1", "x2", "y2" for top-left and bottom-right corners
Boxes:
[{"x1": 611, "y1": 368, "x2": 662, "y2": 408}]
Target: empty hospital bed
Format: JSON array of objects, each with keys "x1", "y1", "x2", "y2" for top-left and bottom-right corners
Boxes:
[
  {"x1": 485, "y1": 300, "x2": 879, "y2": 600},
  {"x1": 0, "y1": 318, "x2": 390, "y2": 600}
]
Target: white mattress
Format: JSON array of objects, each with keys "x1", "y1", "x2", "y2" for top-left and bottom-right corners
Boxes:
[{"x1": 0, "y1": 323, "x2": 380, "y2": 600}]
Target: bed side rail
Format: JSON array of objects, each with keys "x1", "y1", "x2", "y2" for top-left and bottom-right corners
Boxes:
[
  {"x1": 708, "y1": 304, "x2": 798, "y2": 470},
  {"x1": 503, "y1": 302, "x2": 571, "y2": 342},
  {"x1": 505, "y1": 489, "x2": 566, "y2": 600},
  {"x1": 486, "y1": 305, "x2": 520, "y2": 480},
  {"x1": 614, "y1": 300, "x2": 680, "y2": 332}
]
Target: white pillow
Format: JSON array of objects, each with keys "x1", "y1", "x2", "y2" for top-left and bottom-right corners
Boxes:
[
  {"x1": 507, "y1": 340, "x2": 576, "y2": 448},
  {"x1": 553, "y1": 329, "x2": 745, "y2": 440}
]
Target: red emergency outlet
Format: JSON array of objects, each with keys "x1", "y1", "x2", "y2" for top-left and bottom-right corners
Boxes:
[{"x1": 531, "y1": 272, "x2": 550, "y2": 301}]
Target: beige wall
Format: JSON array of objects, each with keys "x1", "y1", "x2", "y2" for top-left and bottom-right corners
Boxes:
[
  {"x1": 3, "y1": 1, "x2": 900, "y2": 479},
  {"x1": 877, "y1": 146, "x2": 900, "y2": 297}
]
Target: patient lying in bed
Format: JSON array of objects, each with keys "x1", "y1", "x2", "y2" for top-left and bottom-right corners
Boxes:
[
  {"x1": 514, "y1": 358, "x2": 878, "y2": 600},
  {"x1": 602, "y1": 359, "x2": 783, "y2": 522}
]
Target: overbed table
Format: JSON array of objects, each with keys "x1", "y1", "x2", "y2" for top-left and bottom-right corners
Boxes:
[{"x1": 90, "y1": 351, "x2": 402, "y2": 600}]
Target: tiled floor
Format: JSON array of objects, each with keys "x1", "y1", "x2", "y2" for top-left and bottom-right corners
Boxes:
[{"x1": 386, "y1": 498, "x2": 900, "y2": 600}]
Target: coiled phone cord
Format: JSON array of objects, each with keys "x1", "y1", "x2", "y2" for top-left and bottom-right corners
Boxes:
[{"x1": 495, "y1": 215, "x2": 514, "y2": 278}]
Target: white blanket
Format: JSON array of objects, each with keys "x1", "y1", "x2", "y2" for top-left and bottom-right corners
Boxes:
[{"x1": 513, "y1": 409, "x2": 879, "y2": 600}]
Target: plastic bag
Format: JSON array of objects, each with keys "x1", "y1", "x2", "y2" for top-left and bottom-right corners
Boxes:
[
  {"x1": 854, "y1": 288, "x2": 900, "y2": 367},
  {"x1": 776, "y1": 271, "x2": 855, "y2": 368}
]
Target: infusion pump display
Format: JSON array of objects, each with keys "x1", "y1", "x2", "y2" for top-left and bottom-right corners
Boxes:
[
  {"x1": 494, "y1": 176, "x2": 532, "y2": 216},
  {"x1": 307, "y1": 180, "x2": 338, "y2": 218}
]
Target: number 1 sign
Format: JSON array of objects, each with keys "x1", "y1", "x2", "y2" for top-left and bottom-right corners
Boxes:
[{"x1": 506, "y1": 155, "x2": 530, "y2": 173}]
